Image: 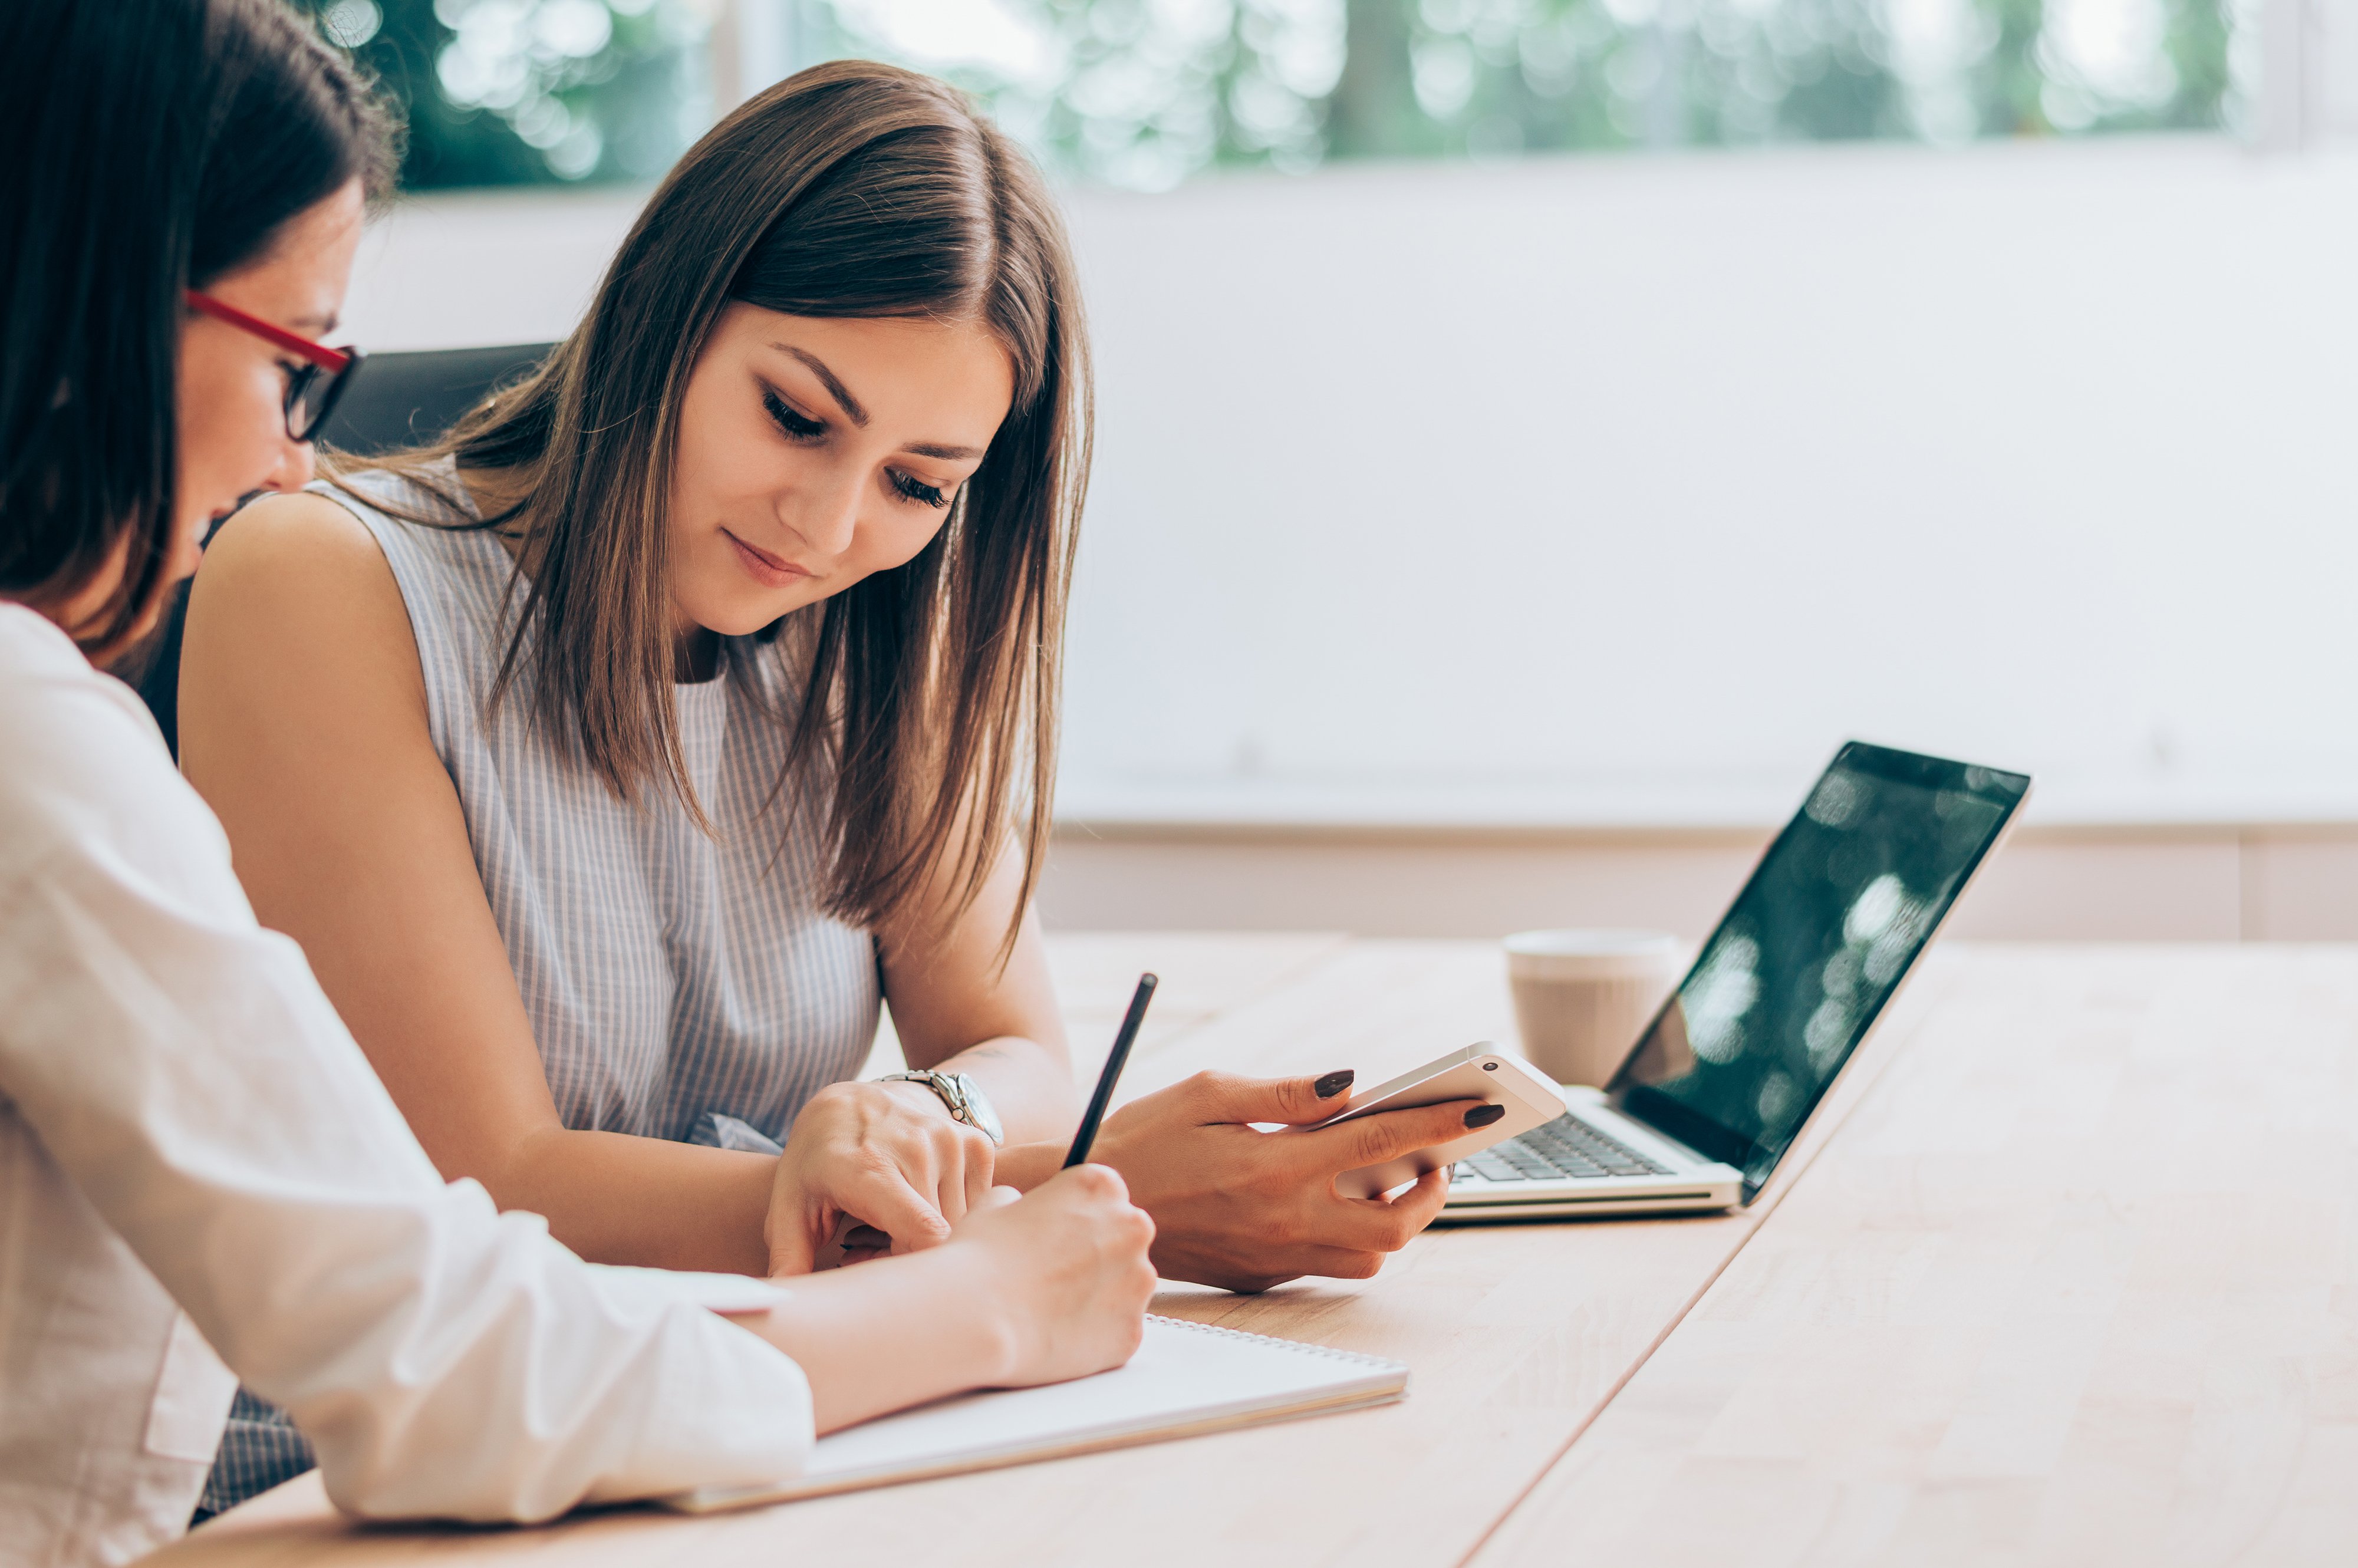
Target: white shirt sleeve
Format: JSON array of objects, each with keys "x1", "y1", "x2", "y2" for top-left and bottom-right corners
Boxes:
[{"x1": 0, "y1": 609, "x2": 812, "y2": 1523}]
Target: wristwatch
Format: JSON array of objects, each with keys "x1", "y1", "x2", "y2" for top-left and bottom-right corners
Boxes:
[{"x1": 877, "y1": 1069, "x2": 1005, "y2": 1145}]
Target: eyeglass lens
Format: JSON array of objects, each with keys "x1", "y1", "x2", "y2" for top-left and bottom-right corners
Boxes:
[{"x1": 287, "y1": 360, "x2": 354, "y2": 443}]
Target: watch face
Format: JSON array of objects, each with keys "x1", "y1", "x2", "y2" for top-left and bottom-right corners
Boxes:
[{"x1": 949, "y1": 1073, "x2": 1005, "y2": 1144}]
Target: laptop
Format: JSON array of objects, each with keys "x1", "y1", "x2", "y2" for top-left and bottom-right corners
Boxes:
[{"x1": 1438, "y1": 741, "x2": 2028, "y2": 1221}]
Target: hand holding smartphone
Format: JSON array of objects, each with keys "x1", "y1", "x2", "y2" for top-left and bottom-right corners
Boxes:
[{"x1": 1310, "y1": 1043, "x2": 1563, "y2": 1199}]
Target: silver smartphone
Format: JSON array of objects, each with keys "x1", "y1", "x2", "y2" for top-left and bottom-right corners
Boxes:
[{"x1": 1313, "y1": 1043, "x2": 1565, "y2": 1199}]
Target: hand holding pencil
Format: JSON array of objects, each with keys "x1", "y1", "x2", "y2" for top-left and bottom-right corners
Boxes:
[{"x1": 914, "y1": 974, "x2": 1162, "y2": 1385}]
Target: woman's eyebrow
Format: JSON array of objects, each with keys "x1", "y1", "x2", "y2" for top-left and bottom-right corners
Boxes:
[
  {"x1": 768, "y1": 341, "x2": 982, "y2": 460},
  {"x1": 769, "y1": 342, "x2": 867, "y2": 426}
]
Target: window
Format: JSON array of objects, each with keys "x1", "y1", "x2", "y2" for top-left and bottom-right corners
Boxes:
[
  {"x1": 307, "y1": 0, "x2": 2256, "y2": 193},
  {"x1": 309, "y1": 0, "x2": 714, "y2": 187},
  {"x1": 819, "y1": 0, "x2": 2255, "y2": 189}
]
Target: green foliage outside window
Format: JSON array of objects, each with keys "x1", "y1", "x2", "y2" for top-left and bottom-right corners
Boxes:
[
  {"x1": 302, "y1": 0, "x2": 710, "y2": 188},
  {"x1": 300, "y1": 0, "x2": 2252, "y2": 195}
]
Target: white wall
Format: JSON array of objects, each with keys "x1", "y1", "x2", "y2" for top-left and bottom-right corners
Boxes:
[
  {"x1": 342, "y1": 135, "x2": 2358, "y2": 837},
  {"x1": 1057, "y1": 136, "x2": 2358, "y2": 826}
]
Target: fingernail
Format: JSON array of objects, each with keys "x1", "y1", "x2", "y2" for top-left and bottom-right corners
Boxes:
[
  {"x1": 1464, "y1": 1103, "x2": 1506, "y2": 1128},
  {"x1": 1313, "y1": 1069, "x2": 1355, "y2": 1099}
]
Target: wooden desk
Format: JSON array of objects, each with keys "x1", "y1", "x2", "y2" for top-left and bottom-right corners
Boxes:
[
  {"x1": 1470, "y1": 944, "x2": 2358, "y2": 1567},
  {"x1": 149, "y1": 940, "x2": 2352, "y2": 1566}
]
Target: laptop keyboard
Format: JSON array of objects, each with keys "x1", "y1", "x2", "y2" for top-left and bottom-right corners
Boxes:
[{"x1": 1454, "y1": 1113, "x2": 1671, "y2": 1184}]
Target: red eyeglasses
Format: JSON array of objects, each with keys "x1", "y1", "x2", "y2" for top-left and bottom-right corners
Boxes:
[{"x1": 185, "y1": 289, "x2": 365, "y2": 443}]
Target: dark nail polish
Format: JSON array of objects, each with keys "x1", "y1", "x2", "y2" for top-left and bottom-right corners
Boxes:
[
  {"x1": 1313, "y1": 1069, "x2": 1355, "y2": 1099},
  {"x1": 1464, "y1": 1103, "x2": 1506, "y2": 1128}
]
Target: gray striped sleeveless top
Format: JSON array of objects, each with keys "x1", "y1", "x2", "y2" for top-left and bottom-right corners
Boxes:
[{"x1": 325, "y1": 463, "x2": 881, "y2": 1147}]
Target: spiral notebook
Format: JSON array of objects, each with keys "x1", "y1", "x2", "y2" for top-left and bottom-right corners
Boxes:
[{"x1": 664, "y1": 1315, "x2": 1408, "y2": 1512}]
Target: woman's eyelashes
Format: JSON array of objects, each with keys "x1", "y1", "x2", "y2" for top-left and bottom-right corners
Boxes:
[
  {"x1": 760, "y1": 383, "x2": 953, "y2": 509},
  {"x1": 762, "y1": 386, "x2": 826, "y2": 441},
  {"x1": 890, "y1": 471, "x2": 949, "y2": 509}
]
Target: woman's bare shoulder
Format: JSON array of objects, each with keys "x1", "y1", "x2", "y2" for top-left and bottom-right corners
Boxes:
[
  {"x1": 193, "y1": 487, "x2": 397, "y2": 603},
  {"x1": 183, "y1": 486, "x2": 424, "y2": 716}
]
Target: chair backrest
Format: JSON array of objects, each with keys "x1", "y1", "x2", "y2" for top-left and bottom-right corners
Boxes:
[
  {"x1": 318, "y1": 342, "x2": 556, "y2": 459},
  {"x1": 131, "y1": 342, "x2": 556, "y2": 754}
]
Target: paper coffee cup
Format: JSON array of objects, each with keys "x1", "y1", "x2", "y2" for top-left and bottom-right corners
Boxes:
[{"x1": 1504, "y1": 930, "x2": 1682, "y2": 1088}]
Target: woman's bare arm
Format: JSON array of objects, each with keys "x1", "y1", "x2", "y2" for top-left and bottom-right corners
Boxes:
[
  {"x1": 179, "y1": 492, "x2": 773, "y2": 1274},
  {"x1": 874, "y1": 849, "x2": 1079, "y2": 1144},
  {"x1": 752, "y1": 844, "x2": 1079, "y2": 1271}
]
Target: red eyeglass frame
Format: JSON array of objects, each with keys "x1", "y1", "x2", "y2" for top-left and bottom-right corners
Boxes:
[{"x1": 184, "y1": 288, "x2": 363, "y2": 442}]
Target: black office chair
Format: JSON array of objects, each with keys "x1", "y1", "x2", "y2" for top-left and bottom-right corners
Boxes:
[
  {"x1": 133, "y1": 342, "x2": 556, "y2": 753},
  {"x1": 319, "y1": 341, "x2": 558, "y2": 456}
]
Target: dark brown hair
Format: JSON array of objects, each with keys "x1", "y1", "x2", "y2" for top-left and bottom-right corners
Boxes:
[
  {"x1": 371, "y1": 61, "x2": 1089, "y2": 946},
  {"x1": 0, "y1": 0, "x2": 395, "y2": 660}
]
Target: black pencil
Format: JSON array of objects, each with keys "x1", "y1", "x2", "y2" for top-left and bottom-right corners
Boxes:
[{"x1": 1063, "y1": 973, "x2": 1157, "y2": 1168}]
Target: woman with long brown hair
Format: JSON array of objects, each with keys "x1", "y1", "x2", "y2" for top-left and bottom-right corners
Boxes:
[
  {"x1": 180, "y1": 57, "x2": 1483, "y2": 1513},
  {"x1": 0, "y1": 6, "x2": 1158, "y2": 1562}
]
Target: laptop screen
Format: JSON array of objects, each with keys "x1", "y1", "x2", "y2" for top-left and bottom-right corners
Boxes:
[{"x1": 1605, "y1": 742, "x2": 2028, "y2": 1201}]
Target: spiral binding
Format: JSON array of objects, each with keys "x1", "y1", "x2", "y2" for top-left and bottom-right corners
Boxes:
[{"x1": 1145, "y1": 1314, "x2": 1407, "y2": 1372}]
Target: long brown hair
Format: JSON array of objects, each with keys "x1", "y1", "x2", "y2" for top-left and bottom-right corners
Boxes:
[{"x1": 364, "y1": 61, "x2": 1088, "y2": 947}]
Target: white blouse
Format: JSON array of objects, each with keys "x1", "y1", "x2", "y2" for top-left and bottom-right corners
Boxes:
[{"x1": 0, "y1": 605, "x2": 812, "y2": 1567}]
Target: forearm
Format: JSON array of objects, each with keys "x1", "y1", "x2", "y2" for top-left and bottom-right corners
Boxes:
[
  {"x1": 992, "y1": 1139, "x2": 1068, "y2": 1192},
  {"x1": 489, "y1": 1126, "x2": 773, "y2": 1275},
  {"x1": 880, "y1": 885, "x2": 1075, "y2": 1147},
  {"x1": 915, "y1": 1033, "x2": 1081, "y2": 1147},
  {"x1": 736, "y1": 1246, "x2": 1010, "y2": 1432}
]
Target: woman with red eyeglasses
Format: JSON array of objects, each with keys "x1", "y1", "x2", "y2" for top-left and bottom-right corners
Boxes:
[{"x1": 0, "y1": 5, "x2": 1156, "y2": 1564}]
